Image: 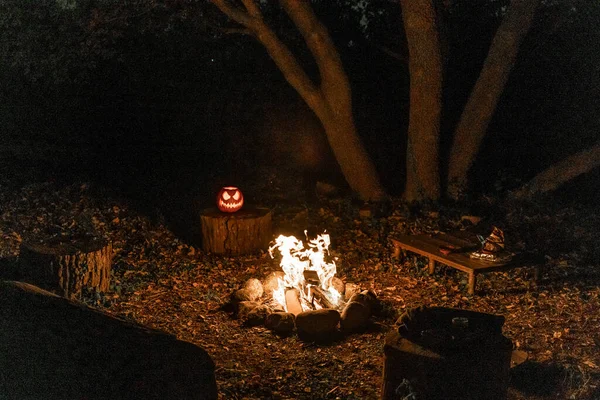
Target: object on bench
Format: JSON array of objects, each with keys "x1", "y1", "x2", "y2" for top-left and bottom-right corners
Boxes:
[
  {"x1": 390, "y1": 232, "x2": 541, "y2": 295},
  {"x1": 382, "y1": 306, "x2": 512, "y2": 400}
]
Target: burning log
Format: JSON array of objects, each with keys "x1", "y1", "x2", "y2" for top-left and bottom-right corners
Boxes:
[
  {"x1": 331, "y1": 277, "x2": 345, "y2": 296},
  {"x1": 310, "y1": 286, "x2": 336, "y2": 310},
  {"x1": 303, "y1": 270, "x2": 320, "y2": 285},
  {"x1": 285, "y1": 289, "x2": 303, "y2": 316}
]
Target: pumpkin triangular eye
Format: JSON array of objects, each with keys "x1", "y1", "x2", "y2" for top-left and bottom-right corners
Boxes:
[
  {"x1": 232, "y1": 191, "x2": 240, "y2": 200},
  {"x1": 222, "y1": 192, "x2": 231, "y2": 200}
]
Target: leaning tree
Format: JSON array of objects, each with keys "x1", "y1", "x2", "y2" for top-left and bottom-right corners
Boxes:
[
  {"x1": 401, "y1": 0, "x2": 600, "y2": 201},
  {"x1": 210, "y1": 0, "x2": 387, "y2": 202}
]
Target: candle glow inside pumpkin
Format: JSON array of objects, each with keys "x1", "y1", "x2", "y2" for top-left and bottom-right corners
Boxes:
[{"x1": 217, "y1": 186, "x2": 244, "y2": 213}]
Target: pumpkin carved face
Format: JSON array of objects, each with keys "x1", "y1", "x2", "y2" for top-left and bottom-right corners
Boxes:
[{"x1": 217, "y1": 186, "x2": 244, "y2": 213}]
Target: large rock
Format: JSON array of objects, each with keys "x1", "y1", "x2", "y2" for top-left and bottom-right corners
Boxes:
[
  {"x1": 344, "y1": 283, "x2": 360, "y2": 301},
  {"x1": 262, "y1": 271, "x2": 285, "y2": 294},
  {"x1": 340, "y1": 301, "x2": 371, "y2": 333},
  {"x1": 295, "y1": 309, "x2": 341, "y2": 342},
  {"x1": 349, "y1": 289, "x2": 378, "y2": 312},
  {"x1": 243, "y1": 304, "x2": 271, "y2": 327},
  {"x1": 265, "y1": 312, "x2": 296, "y2": 335},
  {"x1": 0, "y1": 281, "x2": 217, "y2": 400},
  {"x1": 242, "y1": 278, "x2": 264, "y2": 299}
]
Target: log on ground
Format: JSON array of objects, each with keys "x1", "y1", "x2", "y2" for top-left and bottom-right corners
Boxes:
[
  {"x1": 0, "y1": 281, "x2": 217, "y2": 400},
  {"x1": 19, "y1": 235, "x2": 112, "y2": 299},
  {"x1": 200, "y1": 207, "x2": 272, "y2": 255}
]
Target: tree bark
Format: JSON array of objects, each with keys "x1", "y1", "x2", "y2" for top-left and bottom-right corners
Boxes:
[
  {"x1": 400, "y1": 0, "x2": 443, "y2": 202},
  {"x1": 200, "y1": 207, "x2": 272, "y2": 255},
  {"x1": 19, "y1": 236, "x2": 112, "y2": 299},
  {"x1": 447, "y1": 0, "x2": 541, "y2": 199},
  {"x1": 511, "y1": 141, "x2": 600, "y2": 199},
  {"x1": 210, "y1": 0, "x2": 387, "y2": 201}
]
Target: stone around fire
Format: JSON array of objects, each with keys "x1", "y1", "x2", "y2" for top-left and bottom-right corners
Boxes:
[
  {"x1": 340, "y1": 301, "x2": 371, "y2": 333},
  {"x1": 244, "y1": 278, "x2": 264, "y2": 299},
  {"x1": 262, "y1": 271, "x2": 285, "y2": 294},
  {"x1": 344, "y1": 283, "x2": 360, "y2": 300},
  {"x1": 232, "y1": 279, "x2": 263, "y2": 303},
  {"x1": 244, "y1": 304, "x2": 271, "y2": 327},
  {"x1": 265, "y1": 312, "x2": 296, "y2": 335},
  {"x1": 295, "y1": 309, "x2": 341, "y2": 342},
  {"x1": 349, "y1": 289, "x2": 378, "y2": 312}
]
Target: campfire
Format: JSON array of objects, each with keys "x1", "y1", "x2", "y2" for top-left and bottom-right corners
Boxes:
[
  {"x1": 268, "y1": 233, "x2": 343, "y2": 314},
  {"x1": 227, "y1": 232, "x2": 379, "y2": 342}
]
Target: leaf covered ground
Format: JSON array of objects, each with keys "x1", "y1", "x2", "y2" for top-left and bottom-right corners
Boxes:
[{"x1": 1, "y1": 165, "x2": 599, "y2": 400}]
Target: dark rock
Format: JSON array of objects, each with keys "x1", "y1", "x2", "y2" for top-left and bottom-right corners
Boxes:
[
  {"x1": 340, "y1": 301, "x2": 371, "y2": 333},
  {"x1": 242, "y1": 304, "x2": 271, "y2": 327},
  {"x1": 265, "y1": 312, "x2": 296, "y2": 334},
  {"x1": 262, "y1": 271, "x2": 285, "y2": 294},
  {"x1": 232, "y1": 288, "x2": 257, "y2": 303},
  {"x1": 0, "y1": 281, "x2": 217, "y2": 400},
  {"x1": 295, "y1": 309, "x2": 340, "y2": 342},
  {"x1": 349, "y1": 289, "x2": 378, "y2": 312},
  {"x1": 237, "y1": 300, "x2": 260, "y2": 318}
]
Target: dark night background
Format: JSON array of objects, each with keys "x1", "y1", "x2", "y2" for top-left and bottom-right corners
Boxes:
[
  {"x1": 2, "y1": 2, "x2": 600, "y2": 399},
  {"x1": 1, "y1": 0, "x2": 599, "y2": 223}
]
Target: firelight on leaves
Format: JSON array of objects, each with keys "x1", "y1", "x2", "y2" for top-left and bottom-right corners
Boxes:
[
  {"x1": 269, "y1": 232, "x2": 341, "y2": 312},
  {"x1": 216, "y1": 186, "x2": 244, "y2": 213}
]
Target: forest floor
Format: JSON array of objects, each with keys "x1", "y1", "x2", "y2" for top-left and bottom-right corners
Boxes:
[{"x1": 1, "y1": 162, "x2": 599, "y2": 400}]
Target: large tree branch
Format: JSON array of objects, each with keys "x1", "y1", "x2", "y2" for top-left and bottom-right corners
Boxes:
[
  {"x1": 511, "y1": 141, "x2": 600, "y2": 199},
  {"x1": 240, "y1": 0, "x2": 262, "y2": 19},
  {"x1": 210, "y1": 0, "x2": 255, "y2": 28},
  {"x1": 280, "y1": 0, "x2": 351, "y2": 115},
  {"x1": 447, "y1": 0, "x2": 541, "y2": 197},
  {"x1": 210, "y1": 0, "x2": 321, "y2": 106}
]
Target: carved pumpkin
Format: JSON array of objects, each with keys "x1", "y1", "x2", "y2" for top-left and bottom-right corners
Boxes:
[{"x1": 217, "y1": 186, "x2": 244, "y2": 213}]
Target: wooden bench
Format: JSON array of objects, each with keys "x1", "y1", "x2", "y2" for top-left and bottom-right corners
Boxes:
[{"x1": 390, "y1": 232, "x2": 542, "y2": 295}]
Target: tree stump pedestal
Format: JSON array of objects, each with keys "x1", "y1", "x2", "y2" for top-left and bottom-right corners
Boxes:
[
  {"x1": 19, "y1": 235, "x2": 112, "y2": 299},
  {"x1": 200, "y1": 207, "x2": 272, "y2": 255}
]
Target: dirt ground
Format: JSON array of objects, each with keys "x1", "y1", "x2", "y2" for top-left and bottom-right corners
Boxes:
[{"x1": 1, "y1": 164, "x2": 599, "y2": 399}]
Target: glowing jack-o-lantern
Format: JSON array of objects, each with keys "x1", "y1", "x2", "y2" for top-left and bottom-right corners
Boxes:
[{"x1": 217, "y1": 186, "x2": 244, "y2": 213}]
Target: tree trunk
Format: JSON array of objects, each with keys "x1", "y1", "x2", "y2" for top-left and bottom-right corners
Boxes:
[
  {"x1": 447, "y1": 0, "x2": 541, "y2": 199},
  {"x1": 19, "y1": 236, "x2": 112, "y2": 299},
  {"x1": 511, "y1": 141, "x2": 600, "y2": 199},
  {"x1": 400, "y1": 0, "x2": 443, "y2": 202},
  {"x1": 200, "y1": 207, "x2": 272, "y2": 255},
  {"x1": 210, "y1": 0, "x2": 387, "y2": 202}
]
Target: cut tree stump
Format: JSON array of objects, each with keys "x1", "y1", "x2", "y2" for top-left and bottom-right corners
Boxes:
[
  {"x1": 200, "y1": 207, "x2": 272, "y2": 255},
  {"x1": 19, "y1": 235, "x2": 112, "y2": 299}
]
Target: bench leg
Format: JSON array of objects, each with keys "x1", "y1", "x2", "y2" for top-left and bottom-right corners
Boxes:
[
  {"x1": 468, "y1": 272, "x2": 476, "y2": 295},
  {"x1": 428, "y1": 259, "x2": 435, "y2": 274}
]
